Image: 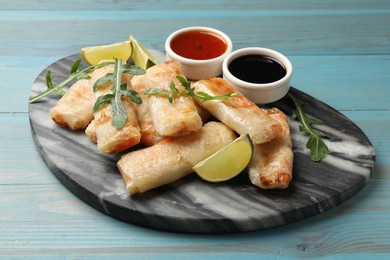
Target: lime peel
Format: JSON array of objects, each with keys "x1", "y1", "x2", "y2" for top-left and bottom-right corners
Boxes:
[
  {"x1": 193, "y1": 134, "x2": 253, "y2": 182},
  {"x1": 80, "y1": 36, "x2": 159, "y2": 69},
  {"x1": 129, "y1": 35, "x2": 158, "y2": 69},
  {"x1": 80, "y1": 41, "x2": 132, "y2": 66}
]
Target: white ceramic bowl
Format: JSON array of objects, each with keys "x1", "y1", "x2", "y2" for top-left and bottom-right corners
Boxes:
[
  {"x1": 165, "y1": 26, "x2": 233, "y2": 80},
  {"x1": 222, "y1": 47, "x2": 293, "y2": 104}
]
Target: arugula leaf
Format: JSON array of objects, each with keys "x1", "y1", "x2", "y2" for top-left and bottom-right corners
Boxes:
[
  {"x1": 29, "y1": 59, "x2": 113, "y2": 104},
  {"x1": 93, "y1": 58, "x2": 144, "y2": 129},
  {"x1": 145, "y1": 76, "x2": 238, "y2": 103},
  {"x1": 289, "y1": 93, "x2": 330, "y2": 161},
  {"x1": 122, "y1": 63, "x2": 146, "y2": 75},
  {"x1": 93, "y1": 73, "x2": 113, "y2": 92},
  {"x1": 45, "y1": 70, "x2": 53, "y2": 89},
  {"x1": 70, "y1": 59, "x2": 81, "y2": 74},
  {"x1": 93, "y1": 94, "x2": 114, "y2": 112},
  {"x1": 30, "y1": 57, "x2": 145, "y2": 129}
]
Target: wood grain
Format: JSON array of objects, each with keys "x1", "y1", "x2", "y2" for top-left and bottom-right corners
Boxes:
[
  {"x1": 0, "y1": 10, "x2": 389, "y2": 56},
  {"x1": 0, "y1": 181, "x2": 387, "y2": 257},
  {"x1": 1, "y1": 0, "x2": 390, "y2": 11}
]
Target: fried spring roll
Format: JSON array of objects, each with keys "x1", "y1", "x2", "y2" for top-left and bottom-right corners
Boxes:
[
  {"x1": 117, "y1": 121, "x2": 236, "y2": 195},
  {"x1": 49, "y1": 66, "x2": 111, "y2": 130},
  {"x1": 131, "y1": 74, "x2": 166, "y2": 146},
  {"x1": 195, "y1": 103, "x2": 212, "y2": 123},
  {"x1": 92, "y1": 67, "x2": 141, "y2": 154},
  {"x1": 144, "y1": 60, "x2": 203, "y2": 137},
  {"x1": 85, "y1": 119, "x2": 97, "y2": 143},
  {"x1": 193, "y1": 78, "x2": 282, "y2": 145},
  {"x1": 248, "y1": 108, "x2": 293, "y2": 189},
  {"x1": 132, "y1": 72, "x2": 211, "y2": 146},
  {"x1": 94, "y1": 99, "x2": 141, "y2": 154}
]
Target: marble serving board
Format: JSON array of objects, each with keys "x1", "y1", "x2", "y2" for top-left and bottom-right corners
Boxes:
[{"x1": 29, "y1": 51, "x2": 375, "y2": 233}]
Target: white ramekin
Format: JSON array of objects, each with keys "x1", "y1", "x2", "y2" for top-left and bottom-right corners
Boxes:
[
  {"x1": 165, "y1": 26, "x2": 233, "y2": 80},
  {"x1": 222, "y1": 47, "x2": 293, "y2": 104}
]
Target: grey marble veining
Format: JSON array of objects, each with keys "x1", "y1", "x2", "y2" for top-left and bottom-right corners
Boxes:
[{"x1": 29, "y1": 53, "x2": 375, "y2": 233}]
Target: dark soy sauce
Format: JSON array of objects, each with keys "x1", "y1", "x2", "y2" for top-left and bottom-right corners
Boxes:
[{"x1": 228, "y1": 54, "x2": 286, "y2": 84}]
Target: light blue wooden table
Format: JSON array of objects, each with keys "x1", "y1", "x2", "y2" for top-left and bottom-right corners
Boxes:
[{"x1": 1, "y1": 1, "x2": 389, "y2": 258}]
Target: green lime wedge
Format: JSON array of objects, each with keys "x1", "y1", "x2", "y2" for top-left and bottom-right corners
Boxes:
[
  {"x1": 193, "y1": 134, "x2": 253, "y2": 182},
  {"x1": 80, "y1": 41, "x2": 132, "y2": 65},
  {"x1": 129, "y1": 35, "x2": 158, "y2": 69}
]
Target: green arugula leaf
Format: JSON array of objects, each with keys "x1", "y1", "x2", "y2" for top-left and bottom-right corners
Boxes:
[
  {"x1": 289, "y1": 93, "x2": 330, "y2": 161},
  {"x1": 31, "y1": 56, "x2": 145, "y2": 129},
  {"x1": 93, "y1": 73, "x2": 113, "y2": 92},
  {"x1": 30, "y1": 59, "x2": 102, "y2": 104},
  {"x1": 176, "y1": 75, "x2": 191, "y2": 90},
  {"x1": 145, "y1": 76, "x2": 238, "y2": 103},
  {"x1": 93, "y1": 58, "x2": 145, "y2": 129},
  {"x1": 45, "y1": 70, "x2": 53, "y2": 90},
  {"x1": 93, "y1": 94, "x2": 114, "y2": 112},
  {"x1": 144, "y1": 88, "x2": 169, "y2": 96},
  {"x1": 122, "y1": 63, "x2": 146, "y2": 75},
  {"x1": 70, "y1": 59, "x2": 81, "y2": 74},
  {"x1": 29, "y1": 59, "x2": 118, "y2": 104}
]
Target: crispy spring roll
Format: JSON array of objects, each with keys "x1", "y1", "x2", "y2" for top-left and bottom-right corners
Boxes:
[
  {"x1": 91, "y1": 67, "x2": 141, "y2": 154},
  {"x1": 195, "y1": 103, "x2": 212, "y2": 123},
  {"x1": 248, "y1": 108, "x2": 293, "y2": 189},
  {"x1": 131, "y1": 74, "x2": 165, "y2": 146},
  {"x1": 94, "y1": 99, "x2": 141, "y2": 154},
  {"x1": 136, "y1": 96, "x2": 166, "y2": 146},
  {"x1": 85, "y1": 119, "x2": 97, "y2": 143},
  {"x1": 144, "y1": 60, "x2": 203, "y2": 137},
  {"x1": 193, "y1": 78, "x2": 282, "y2": 145},
  {"x1": 49, "y1": 66, "x2": 112, "y2": 130},
  {"x1": 117, "y1": 121, "x2": 236, "y2": 195},
  {"x1": 132, "y1": 72, "x2": 211, "y2": 146}
]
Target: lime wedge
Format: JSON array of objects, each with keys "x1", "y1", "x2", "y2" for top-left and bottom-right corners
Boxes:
[
  {"x1": 80, "y1": 41, "x2": 132, "y2": 65},
  {"x1": 193, "y1": 134, "x2": 253, "y2": 182},
  {"x1": 130, "y1": 35, "x2": 158, "y2": 69}
]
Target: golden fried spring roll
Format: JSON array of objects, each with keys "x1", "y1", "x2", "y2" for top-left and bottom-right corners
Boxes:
[
  {"x1": 49, "y1": 66, "x2": 111, "y2": 130},
  {"x1": 144, "y1": 60, "x2": 202, "y2": 137},
  {"x1": 92, "y1": 67, "x2": 141, "y2": 154},
  {"x1": 136, "y1": 96, "x2": 166, "y2": 146},
  {"x1": 195, "y1": 103, "x2": 212, "y2": 123},
  {"x1": 117, "y1": 121, "x2": 236, "y2": 195},
  {"x1": 94, "y1": 99, "x2": 141, "y2": 154},
  {"x1": 248, "y1": 108, "x2": 293, "y2": 189},
  {"x1": 131, "y1": 74, "x2": 165, "y2": 146},
  {"x1": 132, "y1": 73, "x2": 210, "y2": 146},
  {"x1": 193, "y1": 78, "x2": 282, "y2": 145},
  {"x1": 85, "y1": 119, "x2": 97, "y2": 143}
]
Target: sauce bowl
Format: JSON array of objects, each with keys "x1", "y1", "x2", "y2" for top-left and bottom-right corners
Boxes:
[
  {"x1": 165, "y1": 26, "x2": 233, "y2": 80},
  {"x1": 222, "y1": 47, "x2": 293, "y2": 104}
]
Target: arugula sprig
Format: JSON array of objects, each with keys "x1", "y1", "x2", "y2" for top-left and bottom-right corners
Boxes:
[
  {"x1": 29, "y1": 59, "x2": 112, "y2": 104},
  {"x1": 93, "y1": 58, "x2": 145, "y2": 129},
  {"x1": 144, "y1": 76, "x2": 238, "y2": 103},
  {"x1": 289, "y1": 93, "x2": 330, "y2": 161}
]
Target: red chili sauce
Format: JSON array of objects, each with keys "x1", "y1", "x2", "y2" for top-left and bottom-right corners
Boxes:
[{"x1": 170, "y1": 30, "x2": 227, "y2": 60}]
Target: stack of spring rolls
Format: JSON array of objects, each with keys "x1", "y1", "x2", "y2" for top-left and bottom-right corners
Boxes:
[{"x1": 49, "y1": 60, "x2": 293, "y2": 195}]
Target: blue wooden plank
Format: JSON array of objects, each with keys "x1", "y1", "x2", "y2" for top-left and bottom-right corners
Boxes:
[
  {"x1": 0, "y1": 56, "x2": 61, "y2": 113},
  {"x1": 0, "y1": 113, "x2": 58, "y2": 185},
  {"x1": 0, "y1": 0, "x2": 389, "y2": 11},
  {"x1": 289, "y1": 55, "x2": 390, "y2": 111},
  {"x1": 1, "y1": 9, "x2": 390, "y2": 20},
  {"x1": 343, "y1": 111, "x2": 390, "y2": 180},
  {"x1": 0, "y1": 179, "x2": 389, "y2": 258},
  {"x1": 0, "y1": 10, "x2": 389, "y2": 56}
]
